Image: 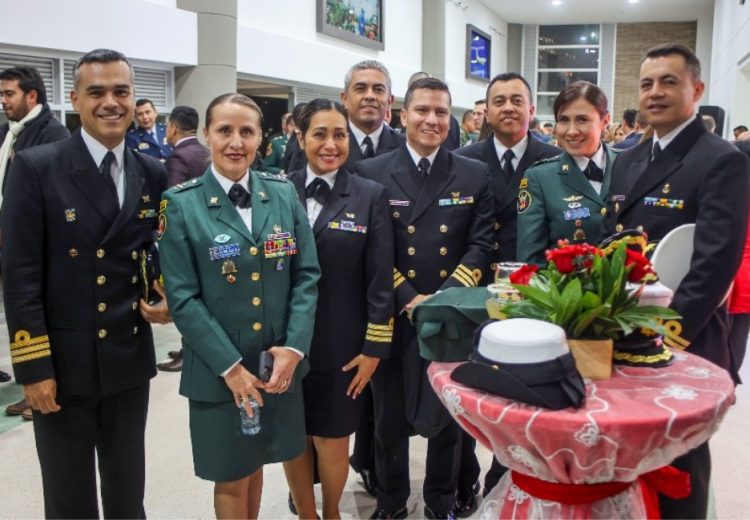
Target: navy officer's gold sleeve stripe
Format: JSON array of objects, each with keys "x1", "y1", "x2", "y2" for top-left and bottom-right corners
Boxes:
[
  {"x1": 452, "y1": 264, "x2": 477, "y2": 287},
  {"x1": 394, "y1": 268, "x2": 406, "y2": 289},
  {"x1": 664, "y1": 336, "x2": 690, "y2": 350},
  {"x1": 366, "y1": 322, "x2": 393, "y2": 343},
  {"x1": 10, "y1": 331, "x2": 51, "y2": 364}
]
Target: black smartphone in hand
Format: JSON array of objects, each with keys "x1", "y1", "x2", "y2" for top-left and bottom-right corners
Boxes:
[{"x1": 259, "y1": 351, "x2": 295, "y2": 392}]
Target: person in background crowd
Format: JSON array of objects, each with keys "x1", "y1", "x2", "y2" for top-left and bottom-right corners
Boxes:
[
  {"x1": 126, "y1": 98, "x2": 173, "y2": 160},
  {"x1": 471, "y1": 99, "x2": 487, "y2": 138},
  {"x1": 729, "y1": 140, "x2": 750, "y2": 379},
  {"x1": 284, "y1": 98, "x2": 394, "y2": 520},
  {"x1": 517, "y1": 81, "x2": 615, "y2": 267},
  {"x1": 702, "y1": 114, "x2": 717, "y2": 134},
  {"x1": 454, "y1": 71, "x2": 560, "y2": 511},
  {"x1": 156, "y1": 105, "x2": 211, "y2": 374},
  {"x1": 739, "y1": 131, "x2": 750, "y2": 142},
  {"x1": 529, "y1": 117, "x2": 551, "y2": 143},
  {"x1": 0, "y1": 65, "x2": 70, "y2": 393},
  {"x1": 614, "y1": 110, "x2": 647, "y2": 150},
  {"x1": 733, "y1": 125, "x2": 748, "y2": 140},
  {"x1": 2, "y1": 48, "x2": 169, "y2": 519},
  {"x1": 460, "y1": 109, "x2": 477, "y2": 147},
  {"x1": 619, "y1": 108, "x2": 638, "y2": 142},
  {"x1": 601, "y1": 43, "x2": 750, "y2": 519},
  {"x1": 263, "y1": 114, "x2": 295, "y2": 174},
  {"x1": 359, "y1": 77, "x2": 494, "y2": 520},
  {"x1": 158, "y1": 92, "x2": 320, "y2": 520},
  {"x1": 283, "y1": 103, "x2": 307, "y2": 173},
  {"x1": 613, "y1": 124, "x2": 626, "y2": 143}
]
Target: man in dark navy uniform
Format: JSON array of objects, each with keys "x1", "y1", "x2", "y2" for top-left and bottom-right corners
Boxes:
[
  {"x1": 359, "y1": 77, "x2": 494, "y2": 520},
  {"x1": 125, "y1": 98, "x2": 173, "y2": 160},
  {"x1": 602, "y1": 43, "x2": 750, "y2": 520},
  {"x1": 453, "y1": 71, "x2": 559, "y2": 513},
  {"x1": 2, "y1": 48, "x2": 169, "y2": 519}
]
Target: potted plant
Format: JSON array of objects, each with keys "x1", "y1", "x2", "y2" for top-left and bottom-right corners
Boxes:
[{"x1": 501, "y1": 240, "x2": 681, "y2": 379}]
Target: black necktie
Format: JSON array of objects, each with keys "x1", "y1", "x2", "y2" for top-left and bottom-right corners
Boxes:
[
  {"x1": 418, "y1": 158, "x2": 430, "y2": 180},
  {"x1": 362, "y1": 136, "x2": 375, "y2": 159},
  {"x1": 305, "y1": 177, "x2": 331, "y2": 206},
  {"x1": 100, "y1": 151, "x2": 118, "y2": 199},
  {"x1": 228, "y1": 183, "x2": 251, "y2": 209},
  {"x1": 585, "y1": 161, "x2": 604, "y2": 183},
  {"x1": 502, "y1": 149, "x2": 515, "y2": 181},
  {"x1": 652, "y1": 142, "x2": 662, "y2": 162}
]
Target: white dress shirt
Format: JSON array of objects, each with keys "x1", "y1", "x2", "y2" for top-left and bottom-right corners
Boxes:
[
  {"x1": 304, "y1": 166, "x2": 338, "y2": 226},
  {"x1": 350, "y1": 122, "x2": 385, "y2": 154},
  {"x1": 493, "y1": 134, "x2": 529, "y2": 171},
  {"x1": 80, "y1": 128, "x2": 126, "y2": 207},
  {"x1": 573, "y1": 143, "x2": 607, "y2": 195},
  {"x1": 405, "y1": 143, "x2": 440, "y2": 174},
  {"x1": 653, "y1": 114, "x2": 697, "y2": 155}
]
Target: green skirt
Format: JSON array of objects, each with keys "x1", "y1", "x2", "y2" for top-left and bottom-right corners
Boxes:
[{"x1": 188, "y1": 390, "x2": 307, "y2": 482}]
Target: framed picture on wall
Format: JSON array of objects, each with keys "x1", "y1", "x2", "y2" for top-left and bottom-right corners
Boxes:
[
  {"x1": 316, "y1": 0, "x2": 385, "y2": 51},
  {"x1": 466, "y1": 25, "x2": 491, "y2": 82}
]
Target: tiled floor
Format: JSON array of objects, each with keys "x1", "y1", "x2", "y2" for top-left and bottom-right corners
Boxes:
[{"x1": 1, "y1": 320, "x2": 748, "y2": 518}]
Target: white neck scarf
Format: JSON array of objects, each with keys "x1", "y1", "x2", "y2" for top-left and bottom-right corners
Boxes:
[{"x1": 0, "y1": 103, "x2": 44, "y2": 205}]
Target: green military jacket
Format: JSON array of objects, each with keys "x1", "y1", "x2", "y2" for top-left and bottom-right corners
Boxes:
[
  {"x1": 262, "y1": 134, "x2": 289, "y2": 174},
  {"x1": 158, "y1": 169, "x2": 321, "y2": 403},
  {"x1": 517, "y1": 144, "x2": 616, "y2": 266}
]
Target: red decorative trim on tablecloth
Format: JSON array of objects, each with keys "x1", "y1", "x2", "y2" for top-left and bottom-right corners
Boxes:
[{"x1": 511, "y1": 466, "x2": 691, "y2": 519}]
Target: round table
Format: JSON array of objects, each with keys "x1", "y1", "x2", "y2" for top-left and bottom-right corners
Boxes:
[{"x1": 429, "y1": 350, "x2": 735, "y2": 519}]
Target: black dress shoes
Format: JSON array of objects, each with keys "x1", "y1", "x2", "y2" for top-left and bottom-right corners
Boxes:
[
  {"x1": 157, "y1": 357, "x2": 183, "y2": 372},
  {"x1": 168, "y1": 350, "x2": 182, "y2": 360},
  {"x1": 6, "y1": 398, "x2": 29, "y2": 416},
  {"x1": 454, "y1": 480, "x2": 481, "y2": 517},
  {"x1": 370, "y1": 506, "x2": 407, "y2": 519},
  {"x1": 0, "y1": 369, "x2": 11, "y2": 383},
  {"x1": 424, "y1": 506, "x2": 457, "y2": 520},
  {"x1": 357, "y1": 467, "x2": 378, "y2": 497}
]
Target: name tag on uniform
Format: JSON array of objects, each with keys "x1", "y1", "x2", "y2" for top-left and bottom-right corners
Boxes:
[
  {"x1": 643, "y1": 197, "x2": 684, "y2": 209},
  {"x1": 328, "y1": 221, "x2": 368, "y2": 234},
  {"x1": 138, "y1": 142, "x2": 150, "y2": 150},
  {"x1": 209, "y1": 243, "x2": 241, "y2": 260},
  {"x1": 390, "y1": 200, "x2": 410, "y2": 206},
  {"x1": 563, "y1": 207, "x2": 591, "y2": 221},
  {"x1": 439, "y1": 196, "x2": 474, "y2": 207},
  {"x1": 264, "y1": 238, "x2": 298, "y2": 258}
]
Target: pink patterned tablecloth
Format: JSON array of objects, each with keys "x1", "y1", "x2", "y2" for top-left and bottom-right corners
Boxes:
[{"x1": 429, "y1": 350, "x2": 735, "y2": 519}]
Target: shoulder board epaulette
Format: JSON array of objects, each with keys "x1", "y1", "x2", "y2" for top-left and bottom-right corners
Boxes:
[
  {"x1": 531, "y1": 155, "x2": 561, "y2": 167},
  {"x1": 168, "y1": 177, "x2": 203, "y2": 192},
  {"x1": 255, "y1": 170, "x2": 287, "y2": 182}
]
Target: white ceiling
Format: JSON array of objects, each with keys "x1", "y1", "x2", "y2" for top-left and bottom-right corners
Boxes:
[{"x1": 479, "y1": 0, "x2": 715, "y2": 25}]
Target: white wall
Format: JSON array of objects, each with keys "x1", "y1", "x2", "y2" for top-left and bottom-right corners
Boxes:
[
  {"x1": 141, "y1": 0, "x2": 177, "y2": 6},
  {"x1": 237, "y1": 0, "x2": 422, "y2": 99},
  {"x1": 443, "y1": 0, "x2": 509, "y2": 110},
  {"x1": 0, "y1": 0, "x2": 197, "y2": 66},
  {"x1": 709, "y1": 0, "x2": 750, "y2": 136},
  {"x1": 695, "y1": 3, "x2": 714, "y2": 103}
]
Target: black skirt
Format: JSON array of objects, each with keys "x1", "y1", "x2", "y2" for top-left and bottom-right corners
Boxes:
[{"x1": 303, "y1": 367, "x2": 364, "y2": 438}]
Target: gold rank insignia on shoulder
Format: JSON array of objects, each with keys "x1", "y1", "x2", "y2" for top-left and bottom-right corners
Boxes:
[
  {"x1": 160, "y1": 200, "x2": 168, "y2": 213},
  {"x1": 65, "y1": 209, "x2": 76, "y2": 222},
  {"x1": 142, "y1": 195, "x2": 150, "y2": 203},
  {"x1": 563, "y1": 195, "x2": 583, "y2": 202},
  {"x1": 519, "y1": 178, "x2": 528, "y2": 189}
]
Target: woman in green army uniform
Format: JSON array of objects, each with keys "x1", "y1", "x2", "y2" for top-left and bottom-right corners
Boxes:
[
  {"x1": 517, "y1": 81, "x2": 615, "y2": 266},
  {"x1": 158, "y1": 93, "x2": 321, "y2": 519}
]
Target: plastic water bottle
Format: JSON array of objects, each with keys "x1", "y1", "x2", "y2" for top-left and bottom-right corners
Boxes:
[{"x1": 239, "y1": 399, "x2": 261, "y2": 435}]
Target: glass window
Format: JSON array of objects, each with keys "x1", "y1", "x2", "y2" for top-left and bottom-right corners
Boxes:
[
  {"x1": 538, "y1": 48, "x2": 599, "y2": 69},
  {"x1": 536, "y1": 95, "x2": 558, "y2": 118},
  {"x1": 537, "y1": 71, "x2": 599, "y2": 92},
  {"x1": 539, "y1": 25, "x2": 600, "y2": 46}
]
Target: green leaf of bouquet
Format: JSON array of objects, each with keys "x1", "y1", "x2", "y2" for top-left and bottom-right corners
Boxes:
[
  {"x1": 513, "y1": 284, "x2": 554, "y2": 309},
  {"x1": 629, "y1": 306, "x2": 682, "y2": 320},
  {"x1": 581, "y1": 291, "x2": 602, "y2": 310},
  {"x1": 557, "y1": 277, "x2": 583, "y2": 325},
  {"x1": 571, "y1": 305, "x2": 605, "y2": 337}
]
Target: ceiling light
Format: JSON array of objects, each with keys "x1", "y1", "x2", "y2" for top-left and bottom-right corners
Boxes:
[
  {"x1": 629, "y1": 0, "x2": 639, "y2": 3},
  {"x1": 552, "y1": 0, "x2": 561, "y2": 5}
]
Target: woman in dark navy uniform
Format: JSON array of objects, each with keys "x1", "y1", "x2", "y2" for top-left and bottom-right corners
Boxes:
[
  {"x1": 517, "y1": 82, "x2": 615, "y2": 266},
  {"x1": 284, "y1": 99, "x2": 395, "y2": 519}
]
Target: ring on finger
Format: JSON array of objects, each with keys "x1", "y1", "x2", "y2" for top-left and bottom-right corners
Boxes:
[
  {"x1": 281, "y1": 380, "x2": 288, "y2": 387},
  {"x1": 240, "y1": 396, "x2": 248, "y2": 403}
]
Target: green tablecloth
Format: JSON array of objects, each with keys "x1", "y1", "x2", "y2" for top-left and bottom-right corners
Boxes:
[{"x1": 411, "y1": 287, "x2": 490, "y2": 362}]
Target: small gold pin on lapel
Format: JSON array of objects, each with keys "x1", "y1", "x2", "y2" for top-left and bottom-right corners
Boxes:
[
  {"x1": 346, "y1": 213, "x2": 355, "y2": 218},
  {"x1": 451, "y1": 191, "x2": 460, "y2": 198},
  {"x1": 142, "y1": 195, "x2": 150, "y2": 203},
  {"x1": 663, "y1": 183, "x2": 671, "y2": 194},
  {"x1": 562, "y1": 164, "x2": 569, "y2": 171},
  {"x1": 210, "y1": 197, "x2": 219, "y2": 205},
  {"x1": 259, "y1": 191, "x2": 266, "y2": 198},
  {"x1": 273, "y1": 224, "x2": 282, "y2": 234}
]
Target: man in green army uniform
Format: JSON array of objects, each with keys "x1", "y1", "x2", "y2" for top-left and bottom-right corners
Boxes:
[{"x1": 263, "y1": 114, "x2": 295, "y2": 174}]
